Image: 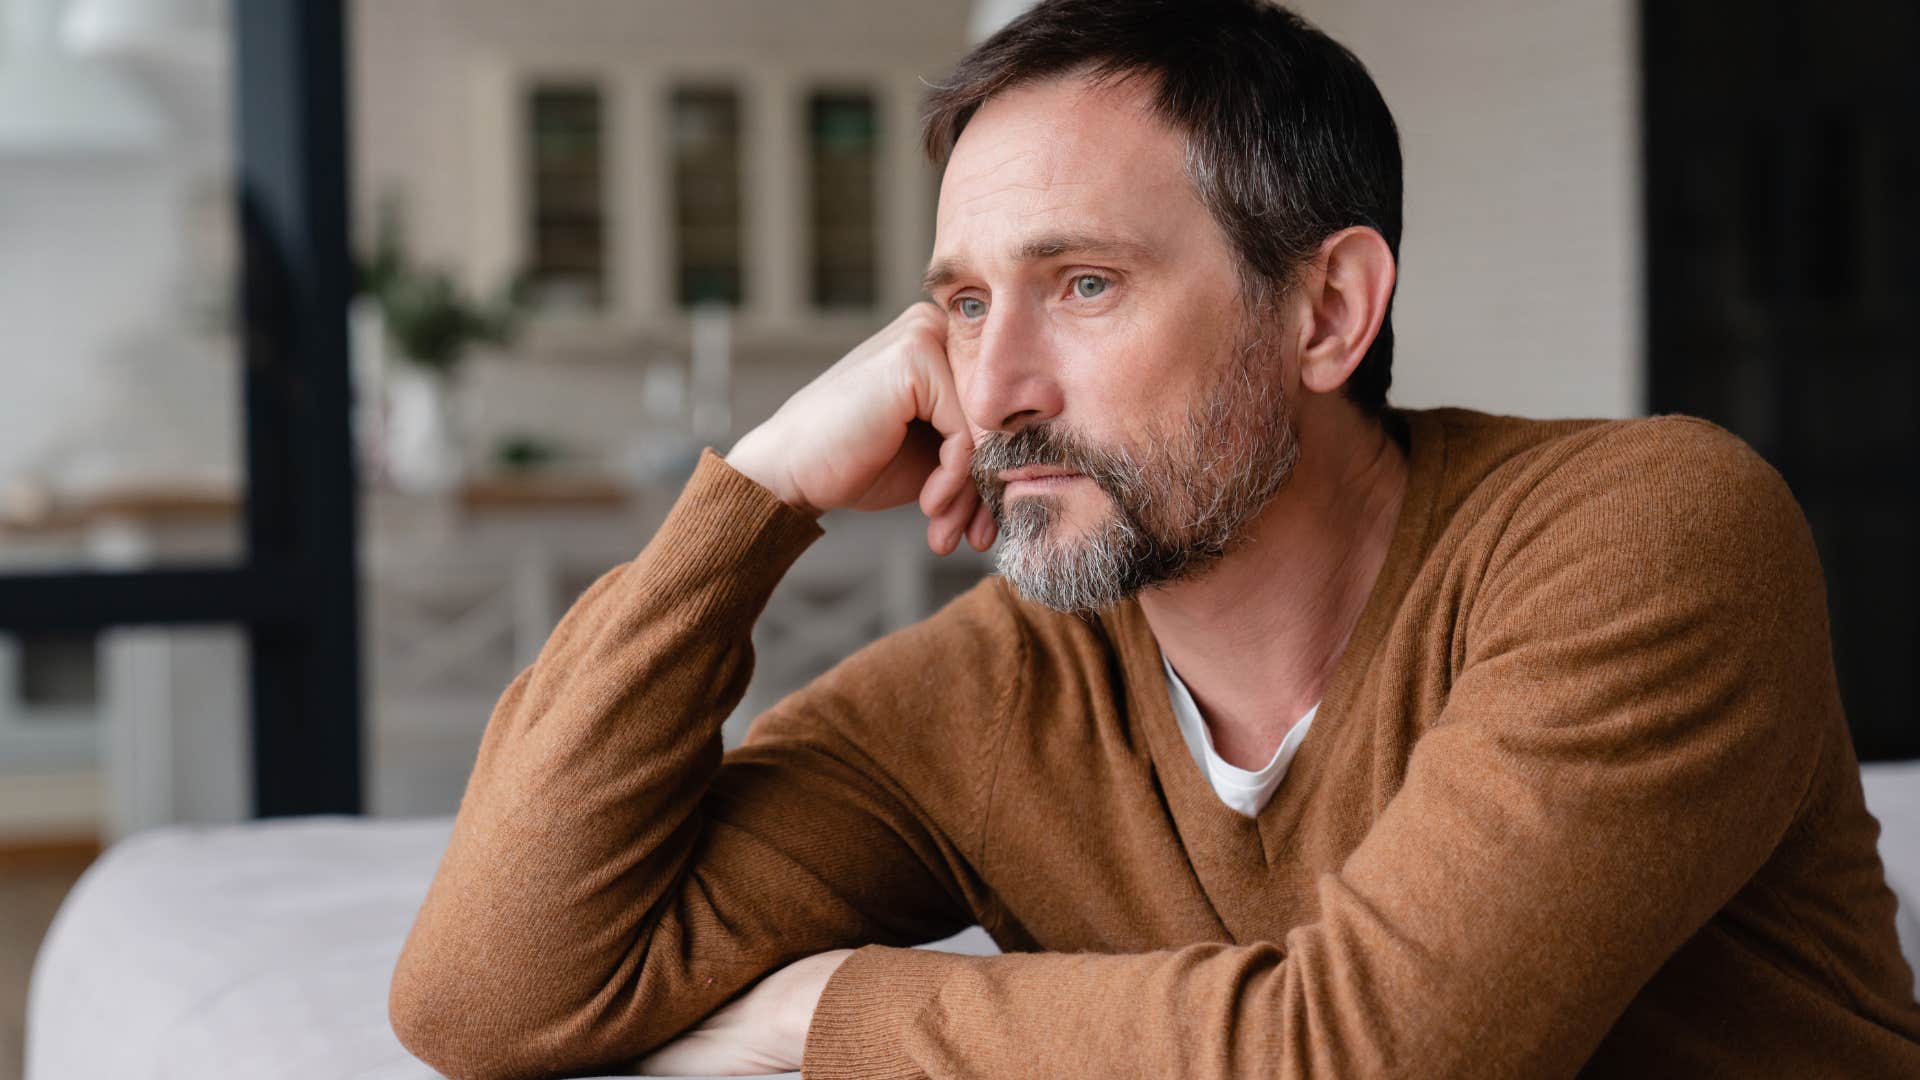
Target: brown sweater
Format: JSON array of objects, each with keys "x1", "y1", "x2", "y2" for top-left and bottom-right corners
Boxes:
[{"x1": 390, "y1": 407, "x2": 1920, "y2": 1079}]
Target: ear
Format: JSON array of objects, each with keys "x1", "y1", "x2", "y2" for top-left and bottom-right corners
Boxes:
[{"x1": 1292, "y1": 226, "x2": 1396, "y2": 396}]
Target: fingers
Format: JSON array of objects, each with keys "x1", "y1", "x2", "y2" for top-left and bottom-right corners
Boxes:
[
  {"x1": 916, "y1": 422, "x2": 1000, "y2": 556},
  {"x1": 924, "y1": 474, "x2": 999, "y2": 556},
  {"x1": 966, "y1": 497, "x2": 998, "y2": 551},
  {"x1": 893, "y1": 308, "x2": 979, "y2": 549},
  {"x1": 926, "y1": 483, "x2": 972, "y2": 555},
  {"x1": 907, "y1": 306, "x2": 972, "y2": 444},
  {"x1": 918, "y1": 430, "x2": 973, "y2": 518}
]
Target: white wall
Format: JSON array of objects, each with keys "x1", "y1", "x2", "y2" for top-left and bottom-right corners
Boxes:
[
  {"x1": 1292, "y1": 0, "x2": 1644, "y2": 419},
  {"x1": 0, "y1": 12, "x2": 238, "y2": 502},
  {"x1": 0, "y1": 160, "x2": 238, "y2": 496}
]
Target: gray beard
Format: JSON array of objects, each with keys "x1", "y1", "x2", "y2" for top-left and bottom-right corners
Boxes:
[
  {"x1": 993, "y1": 496, "x2": 1154, "y2": 615},
  {"x1": 971, "y1": 322, "x2": 1300, "y2": 615}
]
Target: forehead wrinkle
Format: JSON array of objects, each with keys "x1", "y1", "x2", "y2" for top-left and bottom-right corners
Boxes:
[
  {"x1": 950, "y1": 179, "x2": 1055, "y2": 217},
  {"x1": 947, "y1": 168, "x2": 1092, "y2": 220},
  {"x1": 947, "y1": 140, "x2": 1051, "y2": 194}
]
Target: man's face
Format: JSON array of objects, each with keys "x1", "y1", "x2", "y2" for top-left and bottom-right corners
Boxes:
[{"x1": 927, "y1": 73, "x2": 1300, "y2": 612}]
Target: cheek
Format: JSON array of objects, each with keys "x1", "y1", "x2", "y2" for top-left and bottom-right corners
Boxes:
[
  {"x1": 1080, "y1": 298, "x2": 1242, "y2": 430},
  {"x1": 943, "y1": 338, "x2": 985, "y2": 425},
  {"x1": 1050, "y1": 319, "x2": 1148, "y2": 413},
  {"x1": 1064, "y1": 289, "x2": 1211, "y2": 379},
  {"x1": 1056, "y1": 340, "x2": 1190, "y2": 441}
]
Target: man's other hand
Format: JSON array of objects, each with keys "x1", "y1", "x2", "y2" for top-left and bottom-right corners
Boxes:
[
  {"x1": 725, "y1": 302, "x2": 996, "y2": 556},
  {"x1": 630, "y1": 948, "x2": 855, "y2": 1076}
]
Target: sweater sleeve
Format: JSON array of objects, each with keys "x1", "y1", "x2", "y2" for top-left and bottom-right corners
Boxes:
[
  {"x1": 801, "y1": 417, "x2": 1836, "y2": 1079},
  {"x1": 388, "y1": 449, "x2": 1000, "y2": 1080}
]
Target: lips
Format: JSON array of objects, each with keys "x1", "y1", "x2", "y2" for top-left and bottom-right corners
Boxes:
[{"x1": 998, "y1": 465, "x2": 1082, "y2": 483}]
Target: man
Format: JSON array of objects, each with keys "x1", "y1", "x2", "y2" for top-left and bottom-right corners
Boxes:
[{"x1": 391, "y1": 1, "x2": 1920, "y2": 1077}]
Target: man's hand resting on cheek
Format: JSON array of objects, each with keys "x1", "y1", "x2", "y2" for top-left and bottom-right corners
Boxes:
[
  {"x1": 726, "y1": 301, "x2": 996, "y2": 556},
  {"x1": 630, "y1": 948, "x2": 854, "y2": 1076}
]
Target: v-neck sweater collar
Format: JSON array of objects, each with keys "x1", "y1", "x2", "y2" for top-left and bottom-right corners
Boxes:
[{"x1": 1100, "y1": 408, "x2": 1445, "y2": 869}]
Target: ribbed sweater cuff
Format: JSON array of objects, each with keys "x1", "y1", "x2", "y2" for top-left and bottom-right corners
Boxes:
[
  {"x1": 645, "y1": 448, "x2": 825, "y2": 622},
  {"x1": 803, "y1": 944, "x2": 974, "y2": 1079}
]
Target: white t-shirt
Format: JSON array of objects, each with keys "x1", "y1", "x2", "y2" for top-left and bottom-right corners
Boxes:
[{"x1": 1162, "y1": 652, "x2": 1319, "y2": 818}]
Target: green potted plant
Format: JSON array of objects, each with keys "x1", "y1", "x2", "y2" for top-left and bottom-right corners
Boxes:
[{"x1": 356, "y1": 195, "x2": 528, "y2": 493}]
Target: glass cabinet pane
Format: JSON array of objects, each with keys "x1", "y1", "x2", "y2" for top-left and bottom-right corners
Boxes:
[
  {"x1": 808, "y1": 90, "x2": 879, "y2": 309},
  {"x1": 526, "y1": 83, "x2": 607, "y2": 313},
  {"x1": 670, "y1": 86, "x2": 744, "y2": 307}
]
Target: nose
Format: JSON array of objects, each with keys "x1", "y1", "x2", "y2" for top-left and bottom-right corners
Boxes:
[{"x1": 960, "y1": 296, "x2": 1065, "y2": 435}]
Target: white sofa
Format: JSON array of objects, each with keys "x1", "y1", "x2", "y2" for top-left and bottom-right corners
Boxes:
[
  {"x1": 26, "y1": 763, "x2": 1920, "y2": 1080},
  {"x1": 22, "y1": 814, "x2": 996, "y2": 1080}
]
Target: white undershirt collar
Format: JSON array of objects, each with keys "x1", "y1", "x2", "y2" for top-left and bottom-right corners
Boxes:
[{"x1": 1162, "y1": 651, "x2": 1319, "y2": 818}]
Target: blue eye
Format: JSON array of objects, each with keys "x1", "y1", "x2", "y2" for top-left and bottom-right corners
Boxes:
[
  {"x1": 956, "y1": 296, "x2": 987, "y2": 319},
  {"x1": 1072, "y1": 274, "x2": 1109, "y2": 299}
]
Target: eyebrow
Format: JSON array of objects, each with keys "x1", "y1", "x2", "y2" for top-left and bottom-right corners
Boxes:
[{"x1": 920, "y1": 231, "x2": 1156, "y2": 297}]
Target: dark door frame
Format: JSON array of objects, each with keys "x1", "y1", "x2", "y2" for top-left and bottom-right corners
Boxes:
[{"x1": 1641, "y1": 0, "x2": 1918, "y2": 759}]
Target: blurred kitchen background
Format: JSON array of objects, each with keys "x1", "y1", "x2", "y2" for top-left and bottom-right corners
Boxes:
[{"x1": 0, "y1": 0, "x2": 1912, "y2": 1073}]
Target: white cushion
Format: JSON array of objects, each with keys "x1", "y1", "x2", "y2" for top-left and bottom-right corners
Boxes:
[
  {"x1": 24, "y1": 813, "x2": 994, "y2": 1080},
  {"x1": 1859, "y1": 760, "x2": 1920, "y2": 982}
]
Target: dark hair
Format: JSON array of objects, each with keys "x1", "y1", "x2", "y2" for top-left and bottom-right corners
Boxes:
[{"x1": 923, "y1": 0, "x2": 1403, "y2": 416}]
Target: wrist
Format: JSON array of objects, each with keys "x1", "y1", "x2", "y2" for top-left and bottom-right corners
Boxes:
[
  {"x1": 782, "y1": 949, "x2": 854, "y2": 1065},
  {"x1": 804, "y1": 946, "x2": 968, "y2": 1075},
  {"x1": 725, "y1": 430, "x2": 820, "y2": 518}
]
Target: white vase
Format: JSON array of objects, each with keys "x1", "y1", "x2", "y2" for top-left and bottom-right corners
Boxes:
[
  {"x1": 348, "y1": 295, "x2": 389, "y2": 483},
  {"x1": 384, "y1": 365, "x2": 464, "y2": 495}
]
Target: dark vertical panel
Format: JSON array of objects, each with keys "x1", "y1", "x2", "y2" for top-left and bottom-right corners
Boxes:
[
  {"x1": 671, "y1": 86, "x2": 745, "y2": 306},
  {"x1": 808, "y1": 90, "x2": 880, "y2": 308},
  {"x1": 235, "y1": 0, "x2": 364, "y2": 814},
  {"x1": 1642, "y1": 0, "x2": 1919, "y2": 759},
  {"x1": 527, "y1": 83, "x2": 608, "y2": 310}
]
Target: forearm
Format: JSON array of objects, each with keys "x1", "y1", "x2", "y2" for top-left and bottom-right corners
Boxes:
[
  {"x1": 390, "y1": 448, "x2": 824, "y2": 1078},
  {"x1": 805, "y1": 942, "x2": 1295, "y2": 1080}
]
